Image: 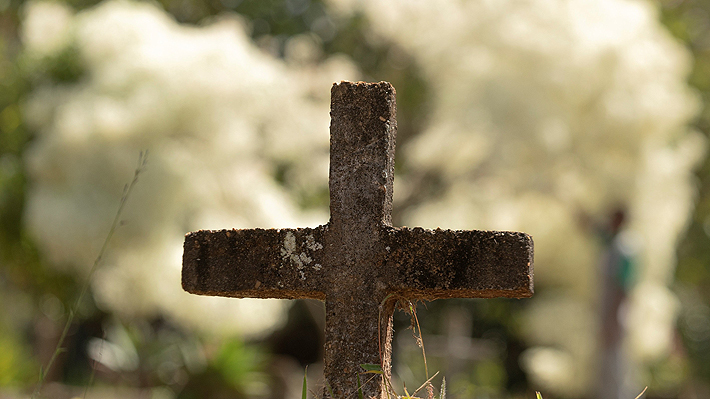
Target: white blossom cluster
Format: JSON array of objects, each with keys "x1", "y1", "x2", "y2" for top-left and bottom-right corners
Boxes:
[
  {"x1": 21, "y1": 0, "x2": 358, "y2": 335},
  {"x1": 328, "y1": 0, "x2": 704, "y2": 395}
]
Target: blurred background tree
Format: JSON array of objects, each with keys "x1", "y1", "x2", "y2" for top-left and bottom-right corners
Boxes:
[{"x1": 0, "y1": 0, "x2": 709, "y2": 398}]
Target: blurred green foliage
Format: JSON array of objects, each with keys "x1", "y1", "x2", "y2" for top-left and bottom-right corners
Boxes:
[
  {"x1": 0, "y1": 330, "x2": 36, "y2": 386},
  {"x1": 394, "y1": 299, "x2": 530, "y2": 396},
  {"x1": 661, "y1": 0, "x2": 710, "y2": 385},
  {"x1": 1, "y1": 6, "x2": 87, "y2": 392},
  {"x1": 212, "y1": 339, "x2": 269, "y2": 395}
]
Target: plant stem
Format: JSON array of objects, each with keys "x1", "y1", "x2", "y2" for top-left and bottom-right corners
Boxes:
[{"x1": 32, "y1": 151, "x2": 148, "y2": 399}]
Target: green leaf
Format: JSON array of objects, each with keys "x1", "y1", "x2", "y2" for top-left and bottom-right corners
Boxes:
[
  {"x1": 361, "y1": 363, "x2": 383, "y2": 373},
  {"x1": 536, "y1": 392, "x2": 543, "y2": 399}
]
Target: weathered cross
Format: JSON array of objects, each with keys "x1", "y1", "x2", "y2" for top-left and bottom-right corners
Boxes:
[{"x1": 182, "y1": 81, "x2": 534, "y2": 399}]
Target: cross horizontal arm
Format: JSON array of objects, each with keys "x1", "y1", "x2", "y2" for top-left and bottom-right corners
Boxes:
[
  {"x1": 383, "y1": 227, "x2": 533, "y2": 300},
  {"x1": 182, "y1": 227, "x2": 329, "y2": 300}
]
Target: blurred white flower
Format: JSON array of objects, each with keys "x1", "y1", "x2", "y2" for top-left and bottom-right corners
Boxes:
[
  {"x1": 520, "y1": 347, "x2": 577, "y2": 395},
  {"x1": 20, "y1": 1, "x2": 74, "y2": 57},
  {"x1": 627, "y1": 282, "x2": 680, "y2": 361},
  {"x1": 22, "y1": 0, "x2": 359, "y2": 336},
  {"x1": 520, "y1": 294, "x2": 596, "y2": 396}
]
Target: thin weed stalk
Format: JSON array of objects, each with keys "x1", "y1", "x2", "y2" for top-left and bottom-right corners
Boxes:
[
  {"x1": 407, "y1": 300, "x2": 428, "y2": 379},
  {"x1": 32, "y1": 151, "x2": 148, "y2": 399}
]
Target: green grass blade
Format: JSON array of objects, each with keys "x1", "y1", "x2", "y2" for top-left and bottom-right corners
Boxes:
[
  {"x1": 325, "y1": 381, "x2": 335, "y2": 399},
  {"x1": 536, "y1": 392, "x2": 543, "y2": 399},
  {"x1": 357, "y1": 373, "x2": 364, "y2": 399},
  {"x1": 302, "y1": 366, "x2": 308, "y2": 399},
  {"x1": 403, "y1": 383, "x2": 411, "y2": 399}
]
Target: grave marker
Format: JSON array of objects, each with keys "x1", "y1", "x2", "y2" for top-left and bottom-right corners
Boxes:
[{"x1": 182, "y1": 81, "x2": 534, "y2": 399}]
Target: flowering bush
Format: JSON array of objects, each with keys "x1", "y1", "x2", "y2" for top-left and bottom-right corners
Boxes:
[{"x1": 21, "y1": 0, "x2": 358, "y2": 335}]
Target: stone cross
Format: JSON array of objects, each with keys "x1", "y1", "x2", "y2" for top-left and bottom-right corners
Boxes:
[{"x1": 182, "y1": 81, "x2": 534, "y2": 399}]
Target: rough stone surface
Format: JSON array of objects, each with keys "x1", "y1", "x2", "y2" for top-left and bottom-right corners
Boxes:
[{"x1": 182, "y1": 81, "x2": 534, "y2": 399}]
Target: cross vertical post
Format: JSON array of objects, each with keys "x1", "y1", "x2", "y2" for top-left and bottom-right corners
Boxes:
[{"x1": 322, "y1": 82, "x2": 397, "y2": 399}]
